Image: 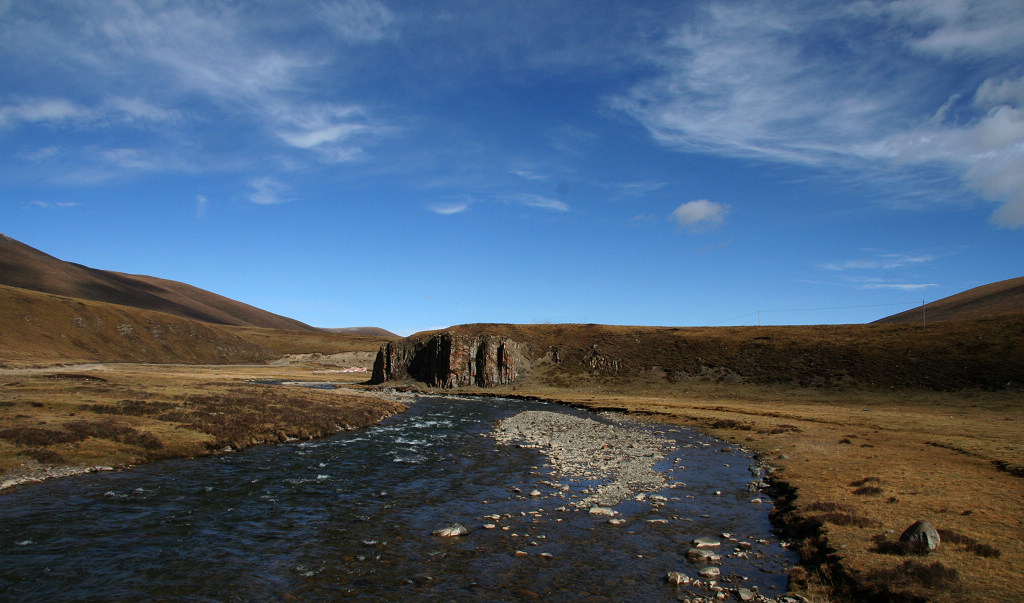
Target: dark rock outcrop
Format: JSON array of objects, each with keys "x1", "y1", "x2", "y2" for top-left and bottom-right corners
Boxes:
[{"x1": 371, "y1": 332, "x2": 524, "y2": 388}]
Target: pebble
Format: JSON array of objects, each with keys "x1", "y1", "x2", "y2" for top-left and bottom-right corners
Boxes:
[
  {"x1": 693, "y1": 537, "x2": 721, "y2": 548},
  {"x1": 432, "y1": 524, "x2": 468, "y2": 538}
]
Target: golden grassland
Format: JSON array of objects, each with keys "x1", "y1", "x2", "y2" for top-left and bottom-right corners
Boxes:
[
  {"x1": 0, "y1": 363, "x2": 404, "y2": 478},
  {"x1": 1, "y1": 310, "x2": 1022, "y2": 602}
]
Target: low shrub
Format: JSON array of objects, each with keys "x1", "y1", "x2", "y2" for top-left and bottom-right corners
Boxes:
[
  {"x1": 866, "y1": 560, "x2": 959, "y2": 589},
  {"x1": 849, "y1": 476, "x2": 882, "y2": 487},
  {"x1": 23, "y1": 447, "x2": 67, "y2": 464},
  {"x1": 0, "y1": 427, "x2": 83, "y2": 446},
  {"x1": 938, "y1": 529, "x2": 1002, "y2": 558}
]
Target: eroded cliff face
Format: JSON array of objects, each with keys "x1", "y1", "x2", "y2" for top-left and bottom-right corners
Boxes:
[{"x1": 370, "y1": 332, "x2": 524, "y2": 388}]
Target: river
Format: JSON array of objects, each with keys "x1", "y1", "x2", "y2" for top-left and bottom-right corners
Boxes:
[{"x1": 0, "y1": 395, "x2": 797, "y2": 601}]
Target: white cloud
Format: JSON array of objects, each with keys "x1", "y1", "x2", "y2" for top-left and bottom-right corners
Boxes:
[
  {"x1": 105, "y1": 97, "x2": 179, "y2": 122},
  {"x1": 821, "y1": 253, "x2": 936, "y2": 271},
  {"x1": 879, "y1": 0, "x2": 1024, "y2": 59},
  {"x1": 319, "y1": 0, "x2": 395, "y2": 43},
  {"x1": 860, "y1": 282, "x2": 937, "y2": 291},
  {"x1": 509, "y1": 169, "x2": 547, "y2": 181},
  {"x1": 613, "y1": 0, "x2": 1024, "y2": 227},
  {"x1": 671, "y1": 199, "x2": 728, "y2": 230},
  {"x1": 22, "y1": 146, "x2": 60, "y2": 161},
  {"x1": 0, "y1": 98, "x2": 89, "y2": 126},
  {"x1": 247, "y1": 177, "x2": 291, "y2": 205},
  {"x1": 0, "y1": 1, "x2": 393, "y2": 176},
  {"x1": 429, "y1": 202, "x2": 469, "y2": 215},
  {"x1": 102, "y1": 148, "x2": 158, "y2": 170},
  {"x1": 196, "y1": 194, "x2": 207, "y2": 218},
  {"x1": 515, "y1": 194, "x2": 569, "y2": 212},
  {"x1": 23, "y1": 201, "x2": 78, "y2": 208}
]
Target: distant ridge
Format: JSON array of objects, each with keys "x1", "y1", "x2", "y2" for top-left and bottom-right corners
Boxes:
[
  {"x1": 322, "y1": 327, "x2": 399, "y2": 338},
  {"x1": 0, "y1": 234, "x2": 314, "y2": 331},
  {"x1": 875, "y1": 276, "x2": 1024, "y2": 323}
]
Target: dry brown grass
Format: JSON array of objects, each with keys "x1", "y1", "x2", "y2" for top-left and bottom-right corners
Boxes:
[{"x1": 0, "y1": 364, "x2": 404, "y2": 478}]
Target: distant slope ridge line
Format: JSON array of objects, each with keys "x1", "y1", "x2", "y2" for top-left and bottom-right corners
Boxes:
[
  {"x1": 0, "y1": 233, "x2": 314, "y2": 331},
  {"x1": 875, "y1": 276, "x2": 1024, "y2": 323}
]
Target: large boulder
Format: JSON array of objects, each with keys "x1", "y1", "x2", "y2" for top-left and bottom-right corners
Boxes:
[{"x1": 899, "y1": 519, "x2": 941, "y2": 553}]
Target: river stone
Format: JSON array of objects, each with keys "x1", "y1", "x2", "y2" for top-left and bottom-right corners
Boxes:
[
  {"x1": 698, "y1": 566, "x2": 721, "y2": 578},
  {"x1": 589, "y1": 506, "x2": 617, "y2": 517},
  {"x1": 899, "y1": 519, "x2": 941, "y2": 553},
  {"x1": 665, "y1": 571, "x2": 691, "y2": 585},
  {"x1": 687, "y1": 548, "x2": 722, "y2": 564},
  {"x1": 693, "y1": 536, "x2": 721, "y2": 548},
  {"x1": 432, "y1": 524, "x2": 469, "y2": 537}
]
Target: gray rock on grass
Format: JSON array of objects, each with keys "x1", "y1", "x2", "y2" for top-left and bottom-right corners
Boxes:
[{"x1": 899, "y1": 519, "x2": 940, "y2": 553}]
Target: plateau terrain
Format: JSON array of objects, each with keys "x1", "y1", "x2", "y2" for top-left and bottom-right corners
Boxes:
[{"x1": 1, "y1": 234, "x2": 1021, "y2": 602}]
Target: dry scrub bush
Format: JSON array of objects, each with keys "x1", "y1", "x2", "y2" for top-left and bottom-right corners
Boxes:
[
  {"x1": 0, "y1": 419, "x2": 163, "y2": 452},
  {"x1": 865, "y1": 559, "x2": 960, "y2": 592},
  {"x1": 938, "y1": 529, "x2": 1002, "y2": 558}
]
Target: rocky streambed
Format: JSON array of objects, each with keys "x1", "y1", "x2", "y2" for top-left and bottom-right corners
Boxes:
[{"x1": 493, "y1": 410, "x2": 671, "y2": 508}]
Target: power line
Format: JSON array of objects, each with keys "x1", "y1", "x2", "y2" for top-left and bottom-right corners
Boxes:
[{"x1": 712, "y1": 302, "x2": 918, "y2": 326}]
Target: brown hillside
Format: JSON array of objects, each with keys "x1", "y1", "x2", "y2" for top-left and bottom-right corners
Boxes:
[
  {"x1": 322, "y1": 326, "x2": 400, "y2": 338},
  {"x1": 0, "y1": 284, "x2": 275, "y2": 366},
  {"x1": 876, "y1": 276, "x2": 1024, "y2": 323},
  {"x1": 0, "y1": 234, "x2": 314, "y2": 331}
]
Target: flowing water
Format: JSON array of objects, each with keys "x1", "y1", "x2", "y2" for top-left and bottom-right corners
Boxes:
[{"x1": 0, "y1": 396, "x2": 797, "y2": 601}]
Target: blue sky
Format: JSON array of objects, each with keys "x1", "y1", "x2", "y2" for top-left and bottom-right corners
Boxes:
[{"x1": 2, "y1": 0, "x2": 1022, "y2": 335}]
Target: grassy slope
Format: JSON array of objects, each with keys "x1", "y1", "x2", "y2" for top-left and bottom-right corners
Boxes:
[
  {"x1": 0, "y1": 284, "x2": 275, "y2": 366},
  {"x1": 877, "y1": 275, "x2": 1024, "y2": 323},
  {"x1": 0, "y1": 234, "x2": 315, "y2": 331}
]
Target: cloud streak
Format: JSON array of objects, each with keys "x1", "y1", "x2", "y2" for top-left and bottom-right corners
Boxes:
[
  {"x1": 613, "y1": 0, "x2": 1024, "y2": 227},
  {"x1": 515, "y1": 194, "x2": 569, "y2": 212}
]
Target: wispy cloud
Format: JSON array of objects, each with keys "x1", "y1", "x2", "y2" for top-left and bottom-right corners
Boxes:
[
  {"x1": 247, "y1": 177, "x2": 291, "y2": 205},
  {"x1": 860, "y1": 282, "x2": 937, "y2": 291},
  {"x1": 195, "y1": 194, "x2": 207, "y2": 218},
  {"x1": 0, "y1": 1, "x2": 395, "y2": 179},
  {"x1": 318, "y1": 0, "x2": 396, "y2": 43},
  {"x1": 22, "y1": 200, "x2": 78, "y2": 209},
  {"x1": 671, "y1": 199, "x2": 728, "y2": 231},
  {"x1": 820, "y1": 253, "x2": 936, "y2": 271},
  {"x1": 0, "y1": 98, "x2": 89, "y2": 126},
  {"x1": 429, "y1": 201, "x2": 469, "y2": 215},
  {"x1": 515, "y1": 194, "x2": 569, "y2": 212},
  {"x1": 613, "y1": 0, "x2": 1024, "y2": 227}
]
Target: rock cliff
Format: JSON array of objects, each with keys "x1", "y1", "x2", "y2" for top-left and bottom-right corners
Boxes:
[{"x1": 370, "y1": 332, "x2": 524, "y2": 387}]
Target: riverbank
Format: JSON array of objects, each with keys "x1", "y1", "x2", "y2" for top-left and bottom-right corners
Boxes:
[{"x1": 0, "y1": 363, "x2": 410, "y2": 492}]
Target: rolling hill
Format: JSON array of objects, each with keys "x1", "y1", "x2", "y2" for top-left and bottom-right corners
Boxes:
[
  {"x1": 0, "y1": 234, "x2": 314, "y2": 331},
  {"x1": 0, "y1": 283, "x2": 275, "y2": 365},
  {"x1": 876, "y1": 276, "x2": 1024, "y2": 323}
]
